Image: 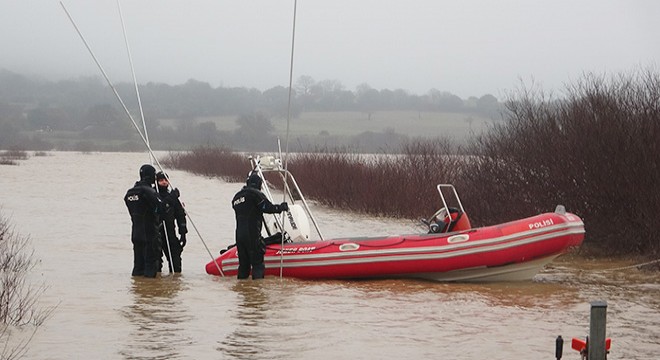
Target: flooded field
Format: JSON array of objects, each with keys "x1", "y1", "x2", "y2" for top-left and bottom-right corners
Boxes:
[{"x1": 1, "y1": 151, "x2": 658, "y2": 359}]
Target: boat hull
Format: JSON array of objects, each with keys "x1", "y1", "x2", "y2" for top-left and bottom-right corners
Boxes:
[{"x1": 206, "y1": 212, "x2": 585, "y2": 282}]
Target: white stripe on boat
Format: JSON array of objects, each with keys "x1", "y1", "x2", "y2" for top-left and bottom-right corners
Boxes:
[{"x1": 219, "y1": 221, "x2": 584, "y2": 271}]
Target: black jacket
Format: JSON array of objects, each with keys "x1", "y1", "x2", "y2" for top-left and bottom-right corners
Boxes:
[
  {"x1": 232, "y1": 186, "x2": 285, "y2": 243},
  {"x1": 158, "y1": 186, "x2": 187, "y2": 236},
  {"x1": 124, "y1": 180, "x2": 162, "y2": 243}
]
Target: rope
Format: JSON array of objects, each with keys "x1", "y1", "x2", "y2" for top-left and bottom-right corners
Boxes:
[{"x1": 587, "y1": 258, "x2": 660, "y2": 272}]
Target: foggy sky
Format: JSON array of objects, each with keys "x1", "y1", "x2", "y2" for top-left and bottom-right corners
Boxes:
[{"x1": 2, "y1": 0, "x2": 659, "y2": 98}]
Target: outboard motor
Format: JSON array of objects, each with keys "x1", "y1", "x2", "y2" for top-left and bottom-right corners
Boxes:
[
  {"x1": 282, "y1": 203, "x2": 311, "y2": 242},
  {"x1": 263, "y1": 203, "x2": 311, "y2": 243}
]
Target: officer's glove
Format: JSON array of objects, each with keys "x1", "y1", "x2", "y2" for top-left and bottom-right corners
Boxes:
[
  {"x1": 171, "y1": 188, "x2": 180, "y2": 199},
  {"x1": 280, "y1": 202, "x2": 289, "y2": 212},
  {"x1": 179, "y1": 225, "x2": 188, "y2": 235},
  {"x1": 179, "y1": 234, "x2": 187, "y2": 248}
]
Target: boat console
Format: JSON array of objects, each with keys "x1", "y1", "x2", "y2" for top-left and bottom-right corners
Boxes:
[{"x1": 424, "y1": 184, "x2": 472, "y2": 233}]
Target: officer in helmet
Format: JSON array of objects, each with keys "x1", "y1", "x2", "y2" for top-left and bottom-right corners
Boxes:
[
  {"x1": 231, "y1": 172, "x2": 288, "y2": 279},
  {"x1": 155, "y1": 171, "x2": 186, "y2": 273},
  {"x1": 123, "y1": 164, "x2": 165, "y2": 278}
]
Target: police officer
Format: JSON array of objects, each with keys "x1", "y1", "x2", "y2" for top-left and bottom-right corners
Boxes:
[
  {"x1": 155, "y1": 171, "x2": 187, "y2": 273},
  {"x1": 231, "y1": 173, "x2": 288, "y2": 279},
  {"x1": 124, "y1": 164, "x2": 164, "y2": 278}
]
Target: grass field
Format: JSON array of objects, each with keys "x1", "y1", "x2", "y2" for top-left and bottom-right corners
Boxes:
[
  {"x1": 11, "y1": 111, "x2": 494, "y2": 151},
  {"x1": 181, "y1": 110, "x2": 495, "y2": 140}
]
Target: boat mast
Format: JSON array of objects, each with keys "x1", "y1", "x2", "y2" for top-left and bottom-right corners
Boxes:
[
  {"x1": 116, "y1": 0, "x2": 152, "y2": 165},
  {"x1": 283, "y1": 0, "x2": 297, "y2": 184},
  {"x1": 279, "y1": 0, "x2": 298, "y2": 277}
]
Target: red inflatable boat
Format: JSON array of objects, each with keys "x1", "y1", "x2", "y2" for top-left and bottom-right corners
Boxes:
[{"x1": 206, "y1": 155, "x2": 585, "y2": 282}]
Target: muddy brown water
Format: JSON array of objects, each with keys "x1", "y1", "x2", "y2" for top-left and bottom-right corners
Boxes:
[{"x1": 1, "y1": 151, "x2": 658, "y2": 359}]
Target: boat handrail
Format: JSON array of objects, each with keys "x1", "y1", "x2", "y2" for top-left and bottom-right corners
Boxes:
[{"x1": 436, "y1": 184, "x2": 466, "y2": 214}]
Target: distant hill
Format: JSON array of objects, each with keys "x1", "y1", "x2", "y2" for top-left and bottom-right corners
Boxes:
[{"x1": 0, "y1": 69, "x2": 501, "y2": 151}]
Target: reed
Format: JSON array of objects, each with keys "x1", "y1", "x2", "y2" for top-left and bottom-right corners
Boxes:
[
  {"x1": 0, "y1": 150, "x2": 29, "y2": 165},
  {"x1": 0, "y1": 159, "x2": 17, "y2": 165},
  {"x1": 161, "y1": 146, "x2": 250, "y2": 182},
  {"x1": 164, "y1": 140, "x2": 464, "y2": 219},
  {"x1": 0, "y1": 150, "x2": 29, "y2": 160},
  {"x1": 285, "y1": 139, "x2": 464, "y2": 218}
]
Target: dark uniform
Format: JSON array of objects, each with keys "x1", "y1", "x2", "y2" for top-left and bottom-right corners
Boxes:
[
  {"x1": 156, "y1": 171, "x2": 187, "y2": 273},
  {"x1": 124, "y1": 164, "x2": 163, "y2": 278},
  {"x1": 231, "y1": 174, "x2": 288, "y2": 279}
]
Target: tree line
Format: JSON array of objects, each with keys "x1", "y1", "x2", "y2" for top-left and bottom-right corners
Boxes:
[{"x1": 0, "y1": 69, "x2": 500, "y2": 151}]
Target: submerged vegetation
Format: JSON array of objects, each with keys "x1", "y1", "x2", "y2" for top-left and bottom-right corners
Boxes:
[
  {"x1": 164, "y1": 146, "x2": 246, "y2": 181},
  {"x1": 0, "y1": 150, "x2": 29, "y2": 166},
  {"x1": 0, "y1": 213, "x2": 52, "y2": 360},
  {"x1": 165, "y1": 70, "x2": 659, "y2": 259}
]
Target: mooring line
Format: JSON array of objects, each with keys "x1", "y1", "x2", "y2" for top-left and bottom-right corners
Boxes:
[{"x1": 588, "y1": 258, "x2": 660, "y2": 272}]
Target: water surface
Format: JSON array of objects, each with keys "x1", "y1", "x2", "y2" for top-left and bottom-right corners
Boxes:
[{"x1": 1, "y1": 151, "x2": 657, "y2": 359}]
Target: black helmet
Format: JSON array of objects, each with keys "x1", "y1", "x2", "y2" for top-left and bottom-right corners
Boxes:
[
  {"x1": 139, "y1": 164, "x2": 156, "y2": 182},
  {"x1": 246, "y1": 173, "x2": 263, "y2": 189},
  {"x1": 156, "y1": 171, "x2": 167, "y2": 181}
]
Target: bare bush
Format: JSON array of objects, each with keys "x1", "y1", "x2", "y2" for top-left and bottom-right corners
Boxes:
[
  {"x1": 0, "y1": 150, "x2": 29, "y2": 160},
  {"x1": 168, "y1": 140, "x2": 461, "y2": 219},
  {"x1": 285, "y1": 138, "x2": 464, "y2": 218},
  {"x1": 165, "y1": 70, "x2": 659, "y2": 258},
  {"x1": 1, "y1": 213, "x2": 52, "y2": 360},
  {"x1": 162, "y1": 146, "x2": 249, "y2": 182},
  {"x1": 461, "y1": 69, "x2": 660, "y2": 257},
  {"x1": 0, "y1": 150, "x2": 29, "y2": 166}
]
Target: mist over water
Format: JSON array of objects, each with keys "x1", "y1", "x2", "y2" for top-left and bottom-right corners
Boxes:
[{"x1": 1, "y1": 151, "x2": 658, "y2": 359}]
